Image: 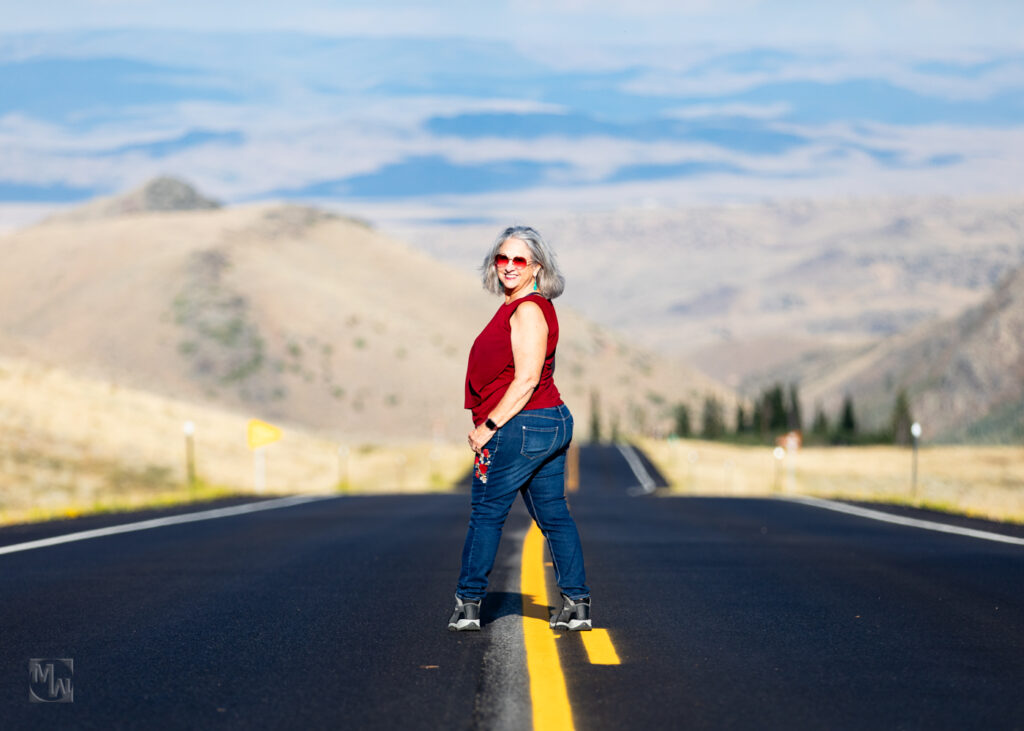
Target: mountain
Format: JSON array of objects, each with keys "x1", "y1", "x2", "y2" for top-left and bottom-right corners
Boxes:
[
  {"x1": 798, "y1": 263, "x2": 1024, "y2": 443},
  {"x1": 0, "y1": 179, "x2": 733, "y2": 442},
  {"x1": 391, "y1": 194, "x2": 1024, "y2": 384},
  {"x1": 46, "y1": 176, "x2": 221, "y2": 222}
]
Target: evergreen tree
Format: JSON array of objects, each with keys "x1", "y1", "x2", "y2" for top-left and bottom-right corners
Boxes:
[
  {"x1": 890, "y1": 389, "x2": 913, "y2": 446},
  {"x1": 735, "y1": 404, "x2": 747, "y2": 435},
  {"x1": 752, "y1": 399, "x2": 765, "y2": 439},
  {"x1": 787, "y1": 383, "x2": 803, "y2": 432},
  {"x1": 589, "y1": 390, "x2": 602, "y2": 443},
  {"x1": 765, "y1": 383, "x2": 788, "y2": 432},
  {"x1": 811, "y1": 403, "x2": 829, "y2": 438},
  {"x1": 758, "y1": 390, "x2": 770, "y2": 433},
  {"x1": 702, "y1": 395, "x2": 725, "y2": 440},
  {"x1": 674, "y1": 403, "x2": 692, "y2": 438},
  {"x1": 838, "y1": 394, "x2": 857, "y2": 443}
]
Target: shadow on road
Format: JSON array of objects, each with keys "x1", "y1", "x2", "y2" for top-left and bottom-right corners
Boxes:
[{"x1": 480, "y1": 590, "x2": 551, "y2": 626}]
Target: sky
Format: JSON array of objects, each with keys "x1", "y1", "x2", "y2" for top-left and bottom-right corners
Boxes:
[
  {"x1": 4, "y1": 0, "x2": 1024, "y2": 49},
  {"x1": 0, "y1": 0, "x2": 1022, "y2": 226}
]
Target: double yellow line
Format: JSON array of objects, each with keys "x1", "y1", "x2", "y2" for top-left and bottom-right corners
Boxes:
[{"x1": 520, "y1": 523, "x2": 620, "y2": 730}]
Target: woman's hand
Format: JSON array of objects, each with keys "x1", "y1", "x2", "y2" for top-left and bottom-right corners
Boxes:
[{"x1": 468, "y1": 423, "x2": 497, "y2": 453}]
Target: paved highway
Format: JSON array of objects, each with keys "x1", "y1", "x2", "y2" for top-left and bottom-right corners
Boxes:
[{"x1": 1, "y1": 445, "x2": 1022, "y2": 729}]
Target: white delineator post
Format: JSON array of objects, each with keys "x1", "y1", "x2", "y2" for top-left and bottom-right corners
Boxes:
[
  {"x1": 183, "y1": 420, "x2": 196, "y2": 491},
  {"x1": 772, "y1": 446, "x2": 785, "y2": 492},
  {"x1": 910, "y1": 422, "x2": 922, "y2": 500},
  {"x1": 246, "y1": 419, "x2": 282, "y2": 494},
  {"x1": 254, "y1": 447, "x2": 267, "y2": 493}
]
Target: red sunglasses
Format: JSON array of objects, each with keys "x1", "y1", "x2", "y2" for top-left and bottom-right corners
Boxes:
[{"x1": 494, "y1": 254, "x2": 533, "y2": 269}]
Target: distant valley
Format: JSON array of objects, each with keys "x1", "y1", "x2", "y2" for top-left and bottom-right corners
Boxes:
[{"x1": 392, "y1": 194, "x2": 1024, "y2": 441}]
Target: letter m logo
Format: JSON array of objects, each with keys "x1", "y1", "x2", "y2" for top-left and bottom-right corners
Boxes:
[
  {"x1": 29, "y1": 658, "x2": 74, "y2": 703},
  {"x1": 29, "y1": 661, "x2": 53, "y2": 685}
]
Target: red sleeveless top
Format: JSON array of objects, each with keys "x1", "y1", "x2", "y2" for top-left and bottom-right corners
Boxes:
[{"x1": 465, "y1": 293, "x2": 562, "y2": 426}]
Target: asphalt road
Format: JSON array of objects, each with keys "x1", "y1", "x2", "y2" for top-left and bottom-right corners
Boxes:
[{"x1": 2, "y1": 444, "x2": 1023, "y2": 729}]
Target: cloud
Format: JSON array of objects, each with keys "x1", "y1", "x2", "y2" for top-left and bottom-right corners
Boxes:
[{"x1": 2, "y1": 26, "x2": 1023, "y2": 215}]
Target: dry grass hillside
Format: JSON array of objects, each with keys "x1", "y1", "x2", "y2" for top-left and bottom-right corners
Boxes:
[
  {"x1": 0, "y1": 179, "x2": 734, "y2": 446},
  {"x1": 796, "y1": 263, "x2": 1024, "y2": 443},
  {"x1": 0, "y1": 353, "x2": 473, "y2": 525}
]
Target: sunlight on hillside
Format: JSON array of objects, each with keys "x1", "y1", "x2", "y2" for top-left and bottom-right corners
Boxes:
[{"x1": 0, "y1": 355, "x2": 473, "y2": 526}]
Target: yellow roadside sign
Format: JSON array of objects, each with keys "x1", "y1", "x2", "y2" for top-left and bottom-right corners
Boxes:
[{"x1": 247, "y1": 419, "x2": 282, "y2": 449}]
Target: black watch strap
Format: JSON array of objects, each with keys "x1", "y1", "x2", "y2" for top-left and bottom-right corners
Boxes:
[{"x1": 485, "y1": 418, "x2": 498, "y2": 430}]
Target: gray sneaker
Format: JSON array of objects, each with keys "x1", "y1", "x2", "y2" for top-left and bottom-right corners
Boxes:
[
  {"x1": 448, "y1": 595, "x2": 481, "y2": 631},
  {"x1": 550, "y1": 593, "x2": 592, "y2": 631}
]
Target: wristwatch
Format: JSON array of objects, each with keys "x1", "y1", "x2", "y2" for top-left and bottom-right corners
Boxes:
[{"x1": 485, "y1": 418, "x2": 498, "y2": 430}]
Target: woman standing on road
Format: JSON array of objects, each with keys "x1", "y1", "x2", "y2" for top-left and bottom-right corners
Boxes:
[{"x1": 448, "y1": 226, "x2": 591, "y2": 632}]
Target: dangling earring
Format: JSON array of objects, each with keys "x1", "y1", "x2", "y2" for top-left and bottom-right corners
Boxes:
[{"x1": 533, "y1": 279, "x2": 539, "y2": 292}]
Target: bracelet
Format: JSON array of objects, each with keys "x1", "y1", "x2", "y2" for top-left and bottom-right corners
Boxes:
[{"x1": 485, "y1": 418, "x2": 498, "y2": 430}]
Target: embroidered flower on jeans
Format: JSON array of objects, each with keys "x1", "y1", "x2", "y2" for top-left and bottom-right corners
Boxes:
[{"x1": 474, "y1": 447, "x2": 492, "y2": 483}]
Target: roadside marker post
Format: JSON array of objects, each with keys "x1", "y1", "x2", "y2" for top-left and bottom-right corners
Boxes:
[
  {"x1": 773, "y1": 431, "x2": 801, "y2": 493},
  {"x1": 784, "y1": 430, "x2": 801, "y2": 492},
  {"x1": 772, "y1": 446, "x2": 785, "y2": 492},
  {"x1": 183, "y1": 420, "x2": 196, "y2": 493},
  {"x1": 910, "y1": 422, "x2": 922, "y2": 500},
  {"x1": 566, "y1": 443, "x2": 580, "y2": 493},
  {"x1": 254, "y1": 448, "x2": 267, "y2": 492},
  {"x1": 247, "y1": 419, "x2": 282, "y2": 493}
]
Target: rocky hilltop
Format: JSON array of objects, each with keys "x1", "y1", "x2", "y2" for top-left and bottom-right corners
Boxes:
[{"x1": 47, "y1": 176, "x2": 221, "y2": 222}]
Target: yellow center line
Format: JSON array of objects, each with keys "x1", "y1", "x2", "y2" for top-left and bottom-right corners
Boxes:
[
  {"x1": 581, "y1": 629, "x2": 621, "y2": 665},
  {"x1": 521, "y1": 523, "x2": 575, "y2": 730}
]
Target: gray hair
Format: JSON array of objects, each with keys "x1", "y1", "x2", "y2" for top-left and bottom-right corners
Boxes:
[{"x1": 481, "y1": 226, "x2": 565, "y2": 299}]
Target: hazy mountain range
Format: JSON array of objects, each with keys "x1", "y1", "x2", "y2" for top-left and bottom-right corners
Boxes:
[
  {"x1": 393, "y1": 194, "x2": 1024, "y2": 442},
  {"x1": 798, "y1": 260, "x2": 1024, "y2": 443},
  {"x1": 1, "y1": 177, "x2": 1020, "y2": 443},
  {"x1": 394, "y1": 195, "x2": 1024, "y2": 363}
]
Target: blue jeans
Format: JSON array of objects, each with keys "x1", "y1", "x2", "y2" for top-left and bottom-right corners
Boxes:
[{"x1": 456, "y1": 404, "x2": 589, "y2": 601}]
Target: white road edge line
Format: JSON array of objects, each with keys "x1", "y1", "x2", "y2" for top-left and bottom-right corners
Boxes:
[
  {"x1": 0, "y1": 494, "x2": 335, "y2": 557},
  {"x1": 781, "y1": 495, "x2": 1024, "y2": 547},
  {"x1": 616, "y1": 443, "x2": 656, "y2": 496}
]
